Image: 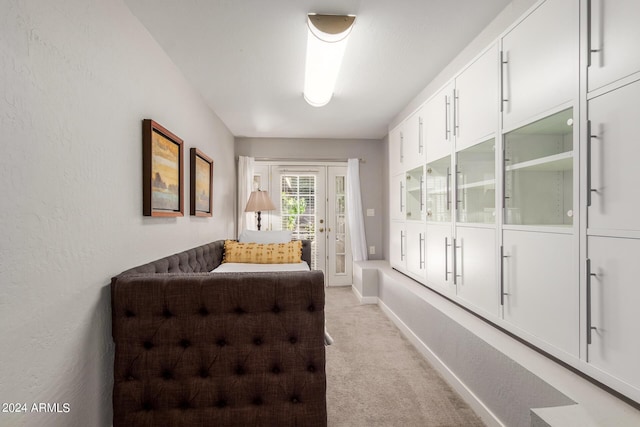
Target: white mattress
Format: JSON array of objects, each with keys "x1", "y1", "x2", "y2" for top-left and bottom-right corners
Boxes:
[{"x1": 211, "y1": 262, "x2": 310, "y2": 273}]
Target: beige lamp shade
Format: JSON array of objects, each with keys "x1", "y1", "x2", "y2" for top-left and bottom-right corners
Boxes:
[{"x1": 244, "y1": 190, "x2": 276, "y2": 212}]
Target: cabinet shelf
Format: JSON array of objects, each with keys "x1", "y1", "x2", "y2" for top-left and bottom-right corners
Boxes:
[
  {"x1": 506, "y1": 151, "x2": 573, "y2": 172},
  {"x1": 458, "y1": 179, "x2": 496, "y2": 190}
]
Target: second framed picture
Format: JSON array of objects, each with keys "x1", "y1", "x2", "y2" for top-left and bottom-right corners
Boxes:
[{"x1": 190, "y1": 148, "x2": 213, "y2": 217}]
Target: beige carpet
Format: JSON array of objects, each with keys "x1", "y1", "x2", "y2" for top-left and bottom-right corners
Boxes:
[{"x1": 325, "y1": 286, "x2": 485, "y2": 427}]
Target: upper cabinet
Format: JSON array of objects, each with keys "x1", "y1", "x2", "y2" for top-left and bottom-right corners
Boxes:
[
  {"x1": 588, "y1": 0, "x2": 640, "y2": 92},
  {"x1": 424, "y1": 81, "x2": 455, "y2": 162},
  {"x1": 403, "y1": 108, "x2": 426, "y2": 170},
  {"x1": 501, "y1": 0, "x2": 579, "y2": 129},
  {"x1": 389, "y1": 127, "x2": 404, "y2": 177},
  {"x1": 454, "y1": 44, "x2": 499, "y2": 151}
]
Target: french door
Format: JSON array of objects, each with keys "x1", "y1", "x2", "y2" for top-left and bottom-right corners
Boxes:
[{"x1": 256, "y1": 163, "x2": 352, "y2": 286}]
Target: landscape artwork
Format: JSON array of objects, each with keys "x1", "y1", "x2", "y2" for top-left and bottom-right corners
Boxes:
[
  {"x1": 190, "y1": 148, "x2": 213, "y2": 217},
  {"x1": 151, "y1": 130, "x2": 180, "y2": 211},
  {"x1": 142, "y1": 119, "x2": 184, "y2": 217}
]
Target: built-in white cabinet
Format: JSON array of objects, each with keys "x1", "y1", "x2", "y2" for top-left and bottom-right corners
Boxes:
[
  {"x1": 405, "y1": 221, "x2": 426, "y2": 279},
  {"x1": 502, "y1": 230, "x2": 578, "y2": 356},
  {"x1": 386, "y1": 0, "x2": 640, "y2": 404},
  {"x1": 424, "y1": 82, "x2": 455, "y2": 162},
  {"x1": 456, "y1": 226, "x2": 497, "y2": 316},
  {"x1": 588, "y1": 0, "x2": 640, "y2": 93},
  {"x1": 390, "y1": 173, "x2": 405, "y2": 221},
  {"x1": 402, "y1": 108, "x2": 425, "y2": 170},
  {"x1": 390, "y1": 221, "x2": 405, "y2": 270},
  {"x1": 455, "y1": 44, "x2": 499, "y2": 151},
  {"x1": 587, "y1": 79, "x2": 640, "y2": 234},
  {"x1": 587, "y1": 236, "x2": 640, "y2": 392},
  {"x1": 501, "y1": 0, "x2": 578, "y2": 129}
]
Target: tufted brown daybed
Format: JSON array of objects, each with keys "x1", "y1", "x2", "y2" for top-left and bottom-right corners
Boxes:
[{"x1": 110, "y1": 240, "x2": 326, "y2": 426}]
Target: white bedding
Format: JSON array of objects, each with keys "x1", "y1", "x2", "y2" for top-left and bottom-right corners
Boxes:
[{"x1": 211, "y1": 262, "x2": 310, "y2": 273}]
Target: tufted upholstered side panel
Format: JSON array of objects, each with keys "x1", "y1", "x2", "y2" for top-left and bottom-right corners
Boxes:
[{"x1": 111, "y1": 270, "x2": 326, "y2": 426}]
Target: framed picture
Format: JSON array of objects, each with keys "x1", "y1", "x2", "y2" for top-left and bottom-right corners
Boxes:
[
  {"x1": 190, "y1": 148, "x2": 213, "y2": 217},
  {"x1": 142, "y1": 119, "x2": 184, "y2": 217}
]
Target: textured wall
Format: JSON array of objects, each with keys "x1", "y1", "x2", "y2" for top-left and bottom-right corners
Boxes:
[
  {"x1": 236, "y1": 137, "x2": 385, "y2": 260},
  {"x1": 0, "y1": 0, "x2": 235, "y2": 425}
]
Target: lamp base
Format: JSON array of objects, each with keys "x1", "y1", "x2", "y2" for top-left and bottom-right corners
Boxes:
[{"x1": 257, "y1": 211, "x2": 262, "y2": 230}]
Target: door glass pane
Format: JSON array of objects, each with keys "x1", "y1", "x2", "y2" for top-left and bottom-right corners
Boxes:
[
  {"x1": 456, "y1": 139, "x2": 495, "y2": 223},
  {"x1": 504, "y1": 108, "x2": 574, "y2": 226},
  {"x1": 426, "y1": 156, "x2": 452, "y2": 222},
  {"x1": 281, "y1": 174, "x2": 317, "y2": 268},
  {"x1": 334, "y1": 175, "x2": 346, "y2": 275}
]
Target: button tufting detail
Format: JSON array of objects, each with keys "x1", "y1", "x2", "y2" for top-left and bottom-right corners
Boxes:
[
  {"x1": 216, "y1": 399, "x2": 227, "y2": 409},
  {"x1": 234, "y1": 307, "x2": 245, "y2": 315},
  {"x1": 291, "y1": 395, "x2": 300, "y2": 404},
  {"x1": 252, "y1": 397, "x2": 263, "y2": 406},
  {"x1": 307, "y1": 304, "x2": 315, "y2": 312},
  {"x1": 180, "y1": 339, "x2": 191, "y2": 348},
  {"x1": 143, "y1": 341, "x2": 153, "y2": 350},
  {"x1": 289, "y1": 336, "x2": 298, "y2": 344},
  {"x1": 307, "y1": 365, "x2": 316, "y2": 373},
  {"x1": 162, "y1": 369, "x2": 173, "y2": 380},
  {"x1": 124, "y1": 309, "x2": 135, "y2": 317},
  {"x1": 162, "y1": 307, "x2": 173, "y2": 318},
  {"x1": 179, "y1": 400, "x2": 190, "y2": 410},
  {"x1": 272, "y1": 366, "x2": 281, "y2": 374},
  {"x1": 217, "y1": 338, "x2": 227, "y2": 347},
  {"x1": 235, "y1": 366, "x2": 245, "y2": 376},
  {"x1": 142, "y1": 401, "x2": 153, "y2": 411},
  {"x1": 253, "y1": 337, "x2": 262, "y2": 346},
  {"x1": 199, "y1": 307, "x2": 209, "y2": 316},
  {"x1": 199, "y1": 368, "x2": 209, "y2": 378},
  {"x1": 272, "y1": 305, "x2": 281, "y2": 314}
]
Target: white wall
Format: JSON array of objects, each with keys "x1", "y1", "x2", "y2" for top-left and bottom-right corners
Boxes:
[{"x1": 0, "y1": 0, "x2": 235, "y2": 425}]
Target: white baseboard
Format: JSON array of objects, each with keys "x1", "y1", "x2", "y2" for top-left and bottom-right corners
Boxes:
[
  {"x1": 378, "y1": 299, "x2": 504, "y2": 427},
  {"x1": 351, "y1": 285, "x2": 378, "y2": 304}
]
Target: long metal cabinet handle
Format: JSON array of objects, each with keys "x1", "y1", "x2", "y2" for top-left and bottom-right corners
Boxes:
[
  {"x1": 445, "y1": 95, "x2": 450, "y2": 141},
  {"x1": 400, "y1": 132, "x2": 404, "y2": 163},
  {"x1": 400, "y1": 181, "x2": 404, "y2": 213},
  {"x1": 419, "y1": 117, "x2": 424, "y2": 154},
  {"x1": 500, "y1": 246, "x2": 510, "y2": 305},
  {"x1": 445, "y1": 237, "x2": 449, "y2": 281},
  {"x1": 419, "y1": 233, "x2": 425, "y2": 269},
  {"x1": 500, "y1": 51, "x2": 508, "y2": 112},
  {"x1": 453, "y1": 89, "x2": 459, "y2": 137},
  {"x1": 400, "y1": 230, "x2": 405, "y2": 261},
  {"x1": 587, "y1": 0, "x2": 593, "y2": 67},
  {"x1": 446, "y1": 167, "x2": 451, "y2": 210},
  {"x1": 452, "y1": 238, "x2": 458, "y2": 285},
  {"x1": 419, "y1": 174, "x2": 424, "y2": 212},
  {"x1": 586, "y1": 120, "x2": 597, "y2": 206},
  {"x1": 586, "y1": 258, "x2": 598, "y2": 346}
]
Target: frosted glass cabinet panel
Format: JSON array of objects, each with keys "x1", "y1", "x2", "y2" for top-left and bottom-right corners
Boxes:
[
  {"x1": 501, "y1": 0, "x2": 578, "y2": 129},
  {"x1": 502, "y1": 230, "x2": 579, "y2": 356},
  {"x1": 587, "y1": 236, "x2": 640, "y2": 391},
  {"x1": 504, "y1": 108, "x2": 574, "y2": 226},
  {"x1": 456, "y1": 139, "x2": 496, "y2": 224},
  {"x1": 426, "y1": 156, "x2": 452, "y2": 223},
  {"x1": 588, "y1": 80, "x2": 640, "y2": 233},
  {"x1": 588, "y1": 0, "x2": 640, "y2": 92},
  {"x1": 406, "y1": 166, "x2": 425, "y2": 221}
]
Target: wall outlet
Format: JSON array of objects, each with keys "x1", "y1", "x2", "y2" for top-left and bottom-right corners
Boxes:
[
  {"x1": 366, "y1": 208, "x2": 375, "y2": 217},
  {"x1": 369, "y1": 246, "x2": 376, "y2": 255}
]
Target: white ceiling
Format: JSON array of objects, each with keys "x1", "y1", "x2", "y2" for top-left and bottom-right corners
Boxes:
[{"x1": 124, "y1": 0, "x2": 511, "y2": 140}]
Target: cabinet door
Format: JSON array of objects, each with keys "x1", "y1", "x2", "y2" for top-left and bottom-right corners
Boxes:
[
  {"x1": 501, "y1": 0, "x2": 579, "y2": 129},
  {"x1": 403, "y1": 108, "x2": 426, "y2": 170},
  {"x1": 456, "y1": 227, "x2": 497, "y2": 316},
  {"x1": 587, "y1": 236, "x2": 640, "y2": 391},
  {"x1": 406, "y1": 221, "x2": 426, "y2": 279},
  {"x1": 389, "y1": 127, "x2": 404, "y2": 177},
  {"x1": 502, "y1": 230, "x2": 578, "y2": 356},
  {"x1": 588, "y1": 80, "x2": 640, "y2": 233},
  {"x1": 424, "y1": 81, "x2": 454, "y2": 162},
  {"x1": 425, "y1": 223, "x2": 454, "y2": 293},
  {"x1": 390, "y1": 173, "x2": 406, "y2": 221},
  {"x1": 455, "y1": 44, "x2": 498, "y2": 151},
  {"x1": 390, "y1": 221, "x2": 406, "y2": 270},
  {"x1": 588, "y1": 0, "x2": 640, "y2": 92}
]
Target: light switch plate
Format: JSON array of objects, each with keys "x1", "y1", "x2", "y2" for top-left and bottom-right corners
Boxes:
[{"x1": 366, "y1": 209, "x2": 375, "y2": 217}]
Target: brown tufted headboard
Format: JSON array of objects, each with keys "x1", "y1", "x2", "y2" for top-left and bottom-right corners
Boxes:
[{"x1": 110, "y1": 240, "x2": 326, "y2": 426}]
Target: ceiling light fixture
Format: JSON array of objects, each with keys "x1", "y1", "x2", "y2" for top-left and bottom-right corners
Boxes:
[{"x1": 303, "y1": 13, "x2": 356, "y2": 107}]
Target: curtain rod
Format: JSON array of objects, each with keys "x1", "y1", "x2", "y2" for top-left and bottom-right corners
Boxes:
[{"x1": 251, "y1": 157, "x2": 365, "y2": 163}]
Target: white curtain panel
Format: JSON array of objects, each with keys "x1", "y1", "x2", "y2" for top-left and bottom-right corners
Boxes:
[
  {"x1": 346, "y1": 158, "x2": 368, "y2": 261},
  {"x1": 237, "y1": 156, "x2": 255, "y2": 235}
]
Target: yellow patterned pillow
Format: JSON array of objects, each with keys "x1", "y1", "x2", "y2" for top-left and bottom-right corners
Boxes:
[{"x1": 223, "y1": 240, "x2": 302, "y2": 264}]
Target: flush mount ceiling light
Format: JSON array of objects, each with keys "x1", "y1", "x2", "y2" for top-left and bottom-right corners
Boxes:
[{"x1": 303, "y1": 13, "x2": 356, "y2": 107}]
